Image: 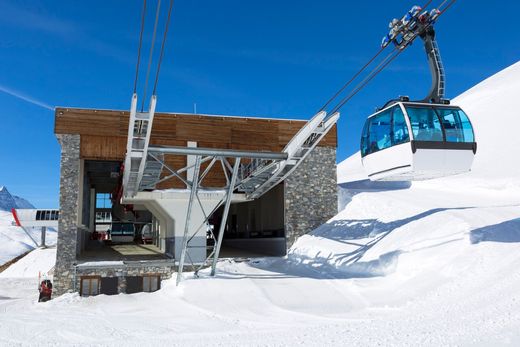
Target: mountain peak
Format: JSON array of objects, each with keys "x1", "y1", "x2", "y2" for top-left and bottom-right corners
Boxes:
[{"x1": 0, "y1": 186, "x2": 34, "y2": 211}]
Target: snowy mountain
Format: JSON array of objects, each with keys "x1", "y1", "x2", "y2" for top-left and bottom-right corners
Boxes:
[{"x1": 0, "y1": 186, "x2": 35, "y2": 211}]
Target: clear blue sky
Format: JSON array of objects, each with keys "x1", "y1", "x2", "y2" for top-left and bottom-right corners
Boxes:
[{"x1": 0, "y1": 0, "x2": 518, "y2": 208}]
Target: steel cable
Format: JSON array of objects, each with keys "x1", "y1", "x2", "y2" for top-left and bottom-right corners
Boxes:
[
  {"x1": 319, "y1": 0, "x2": 434, "y2": 114},
  {"x1": 133, "y1": 0, "x2": 147, "y2": 94},
  {"x1": 141, "y1": 0, "x2": 162, "y2": 111},
  {"x1": 327, "y1": 0, "x2": 456, "y2": 114},
  {"x1": 152, "y1": 0, "x2": 174, "y2": 96}
]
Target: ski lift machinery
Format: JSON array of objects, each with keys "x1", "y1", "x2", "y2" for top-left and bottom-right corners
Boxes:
[{"x1": 360, "y1": 5, "x2": 477, "y2": 181}]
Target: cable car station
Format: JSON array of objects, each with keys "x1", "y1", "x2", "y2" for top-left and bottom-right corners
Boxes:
[{"x1": 47, "y1": 0, "x2": 472, "y2": 297}]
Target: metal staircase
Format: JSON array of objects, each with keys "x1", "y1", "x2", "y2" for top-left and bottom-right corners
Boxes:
[{"x1": 122, "y1": 94, "x2": 157, "y2": 198}]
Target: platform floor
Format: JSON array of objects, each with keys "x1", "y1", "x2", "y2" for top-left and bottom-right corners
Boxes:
[{"x1": 79, "y1": 240, "x2": 169, "y2": 262}]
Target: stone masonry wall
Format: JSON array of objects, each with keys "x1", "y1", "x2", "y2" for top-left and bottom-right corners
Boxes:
[
  {"x1": 284, "y1": 146, "x2": 337, "y2": 247},
  {"x1": 75, "y1": 263, "x2": 175, "y2": 294},
  {"x1": 53, "y1": 134, "x2": 81, "y2": 295}
]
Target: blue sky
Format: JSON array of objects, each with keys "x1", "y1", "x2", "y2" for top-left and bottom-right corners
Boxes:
[{"x1": 0, "y1": 0, "x2": 518, "y2": 208}]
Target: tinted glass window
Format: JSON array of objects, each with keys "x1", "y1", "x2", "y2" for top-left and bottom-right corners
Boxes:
[
  {"x1": 392, "y1": 106, "x2": 410, "y2": 145},
  {"x1": 436, "y1": 108, "x2": 474, "y2": 142},
  {"x1": 406, "y1": 107, "x2": 444, "y2": 141},
  {"x1": 360, "y1": 121, "x2": 370, "y2": 157},
  {"x1": 367, "y1": 109, "x2": 392, "y2": 153}
]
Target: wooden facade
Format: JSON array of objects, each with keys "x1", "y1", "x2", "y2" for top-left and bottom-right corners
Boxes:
[{"x1": 55, "y1": 107, "x2": 337, "y2": 188}]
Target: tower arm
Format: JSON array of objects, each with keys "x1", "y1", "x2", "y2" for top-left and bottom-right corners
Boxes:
[{"x1": 419, "y1": 26, "x2": 446, "y2": 103}]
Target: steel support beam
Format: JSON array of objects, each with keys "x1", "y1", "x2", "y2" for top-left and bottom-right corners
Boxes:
[
  {"x1": 211, "y1": 158, "x2": 241, "y2": 276},
  {"x1": 176, "y1": 155, "x2": 201, "y2": 285},
  {"x1": 149, "y1": 145, "x2": 288, "y2": 160}
]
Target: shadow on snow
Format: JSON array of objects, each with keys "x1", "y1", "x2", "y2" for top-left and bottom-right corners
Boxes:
[
  {"x1": 470, "y1": 218, "x2": 520, "y2": 244},
  {"x1": 217, "y1": 206, "x2": 476, "y2": 281}
]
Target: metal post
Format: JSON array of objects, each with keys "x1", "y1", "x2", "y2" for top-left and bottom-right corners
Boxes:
[
  {"x1": 41, "y1": 226, "x2": 46, "y2": 248},
  {"x1": 20, "y1": 226, "x2": 39, "y2": 248},
  {"x1": 211, "y1": 158, "x2": 241, "y2": 276},
  {"x1": 176, "y1": 155, "x2": 201, "y2": 286}
]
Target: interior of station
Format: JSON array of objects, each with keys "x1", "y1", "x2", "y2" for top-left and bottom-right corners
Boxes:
[{"x1": 77, "y1": 158, "x2": 287, "y2": 263}]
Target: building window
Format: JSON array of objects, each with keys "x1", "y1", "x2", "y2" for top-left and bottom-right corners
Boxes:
[
  {"x1": 80, "y1": 276, "x2": 100, "y2": 297},
  {"x1": 143, "y1": 275, "x2": 160, "y2": 292},
  {"x1": 96, "y1": 193, "x2": 112, "y2": 209},
  {"x1": 95, "y1": 211, "x2": 112, "y2": 223}
]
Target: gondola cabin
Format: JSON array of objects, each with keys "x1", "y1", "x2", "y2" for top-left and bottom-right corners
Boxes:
[{"x1": 360, "y1": 102, "x2": 476, "y2": 181}]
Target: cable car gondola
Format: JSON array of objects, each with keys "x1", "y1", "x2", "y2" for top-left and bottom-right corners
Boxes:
[
  {"x1": 361, "y1": 100, "x2": 476, "y2": 180},
  {"x1": 361, "y1": 5, "x2": 477, "y2": 181}
]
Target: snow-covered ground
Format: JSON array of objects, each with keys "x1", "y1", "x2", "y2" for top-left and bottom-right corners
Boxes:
[{"x1": 0, "y1": 62, "x2": 519, "y2": 346}]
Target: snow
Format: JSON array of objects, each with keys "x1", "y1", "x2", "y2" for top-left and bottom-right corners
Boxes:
[
  {"x1": 0, "y1": 210, "x2": 57, "y2": 266},
  {"x1": 0, "y1": 62, "x2": 519, "y2": 345},
  {"x1": 0, "y1": 247, "x2": 56, "y2": 278}
]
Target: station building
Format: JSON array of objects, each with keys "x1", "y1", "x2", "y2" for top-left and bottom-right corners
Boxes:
[{"x1": 53, "y1": 107, "x2": 337, "y2": 296}]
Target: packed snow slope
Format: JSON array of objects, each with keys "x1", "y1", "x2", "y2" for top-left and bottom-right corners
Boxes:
[
  {"x1": 0, "y1": 210, "x2": 56, "y2": 267},
  {"x1": 0, "y1": 63, "x2": 519, "y2": 346},
  {"x1": 0, "y1": 188, "x2": 56, "y2": 266}
]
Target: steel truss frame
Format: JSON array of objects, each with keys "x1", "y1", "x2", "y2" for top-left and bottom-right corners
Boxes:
[{"x1": 141, "y1": 146, "x2": 288, "y2": 285}]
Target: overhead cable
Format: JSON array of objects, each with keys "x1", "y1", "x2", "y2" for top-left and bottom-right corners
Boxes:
[
  {"x1": 152, "y1": 0, "x2": 174, "y2": 96},
  {"x1": 133, "y1": 0, "x2": 147, "y2": 94},
  {"x1": 141, "y1": 0, "x2": 162, "y2": 111}
]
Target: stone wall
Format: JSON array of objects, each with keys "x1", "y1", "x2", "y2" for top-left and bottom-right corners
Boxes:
[
  {"x1": 284, "y1": 146, "x2": 337, "y2": 247},
  {"x1": 53, "y1": 134, "x2": 81, "y2": 295},
  {"x1": 75, "y1": 262, "x2": 175, "y2": 294}
]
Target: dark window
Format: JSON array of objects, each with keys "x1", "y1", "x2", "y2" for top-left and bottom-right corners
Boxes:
[
  {"x1": 36, "y1": 210, "x2": 42, "y2": 221},
  {"x1": 80, "y1": 277, "x2": 100, "y2": 297},
  {"x1": 125, "y1": 276, "x2": 142, "y2": 294},
  {"x1": 100, "y1": 277, "x2": 119, "y2": 295},
  {"x1": 51, "y1": 211, "x2": 56, "y2": 220}
]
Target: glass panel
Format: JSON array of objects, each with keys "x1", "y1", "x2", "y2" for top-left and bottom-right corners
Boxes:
[
  {"x1": 150, "y1": 277, "x2": 158, "y2": 292},
  {"x1": 392, "y1": 106, "x2": 410, "y2": 145},
  {"x1": 360, "y1": 121, "x2": 370, "y2": 156},
  {"x1": 96, "y1": 193, "x2": 112, "y2": 209},
  {"x1": 367, "y1": 109, "x2": 392, "y2": 153},
  {"x1": 406, "y1": 106, "x2": 444, "y2": 141},
  {"x1": 81, "y1": 279, "x2": 90, "y2": 296},
  {"x1": 143, "y1": 277, "x2": 150, "y2": 292},
  {"x1": 91, "y1": 279, "x2": 99, "y2": 295},
  {"x1": 436, "y1": 108, "x2": 474, "y2": 142}
]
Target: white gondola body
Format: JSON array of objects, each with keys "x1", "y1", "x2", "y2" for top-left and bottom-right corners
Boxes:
[{"x1": 361, "y1": 102, "x2": 476, "y2": 181}]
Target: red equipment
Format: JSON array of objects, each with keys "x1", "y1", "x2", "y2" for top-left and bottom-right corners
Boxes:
[{"x1": 38, "y1": 279, "x2": 53, "y2": 302}]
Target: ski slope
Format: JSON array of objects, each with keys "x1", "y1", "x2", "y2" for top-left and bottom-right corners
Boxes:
[
  {"x1": 0, "y1": 62, "x2": 519, "y2": 346},
  {"x1": 0, "y1": 211, "x2": 57, "y2": 266}
]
